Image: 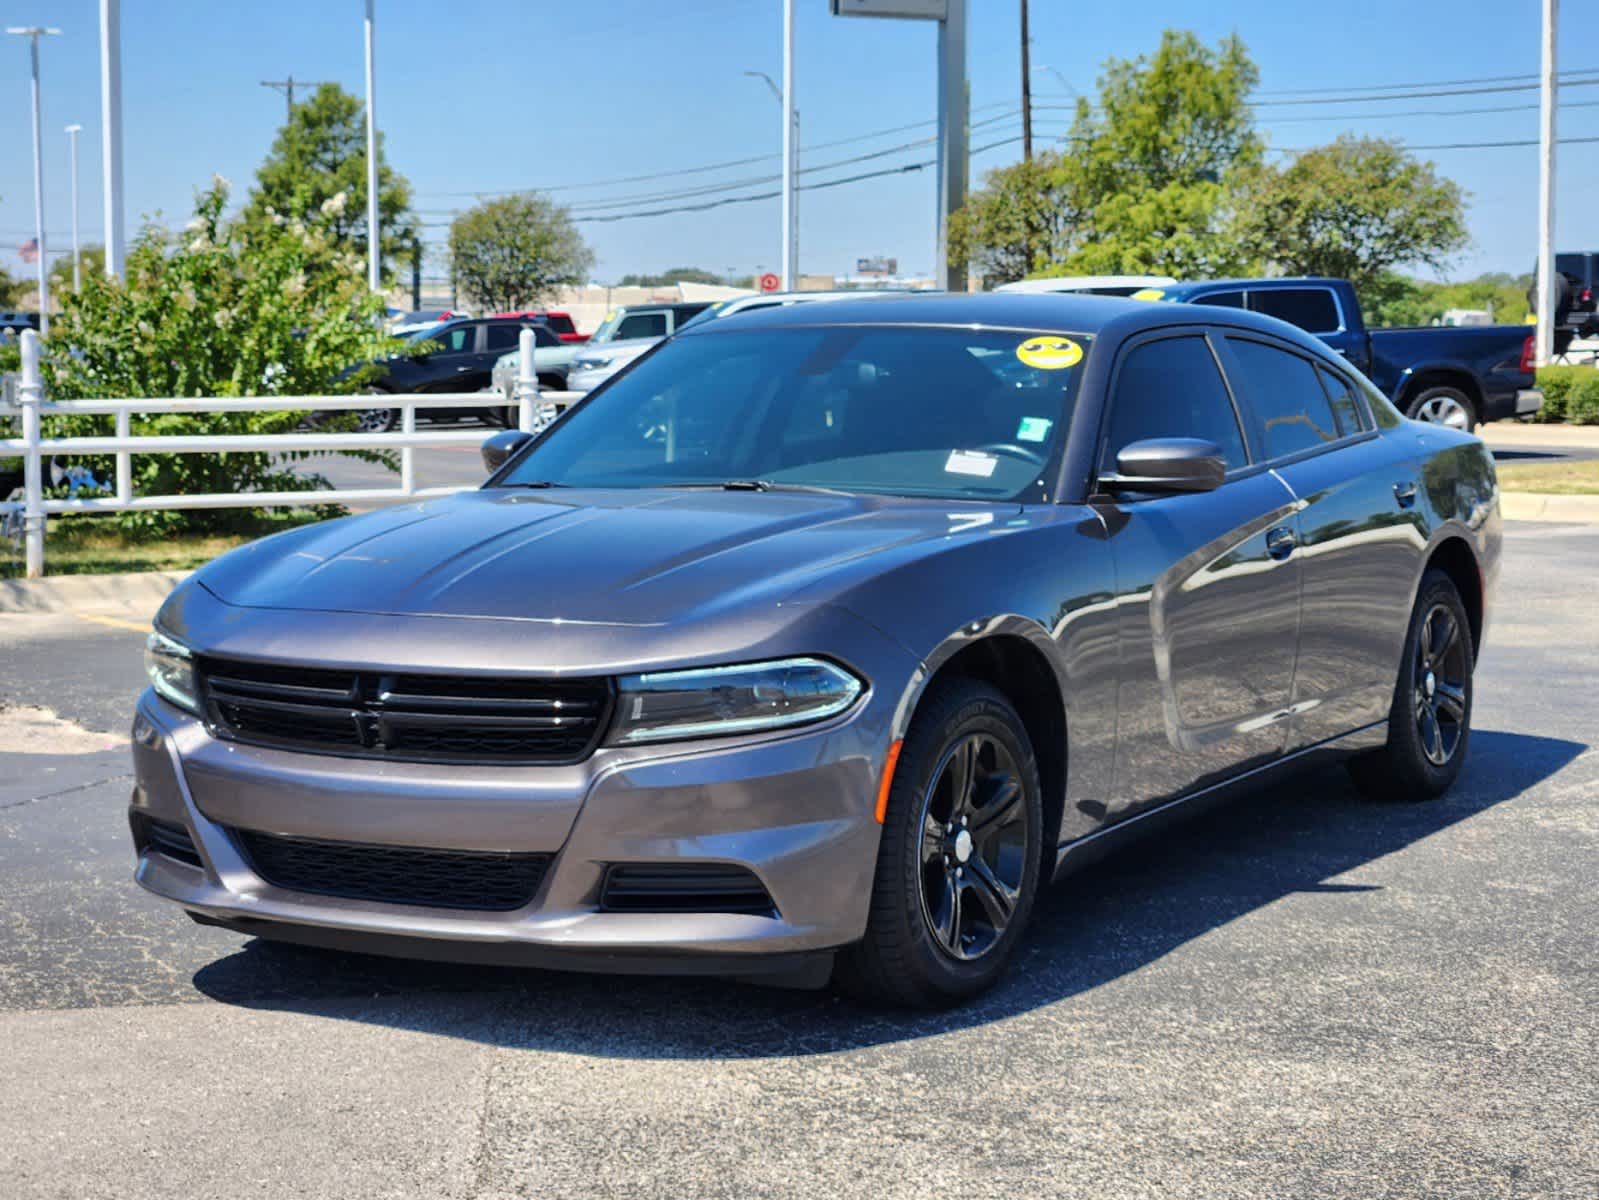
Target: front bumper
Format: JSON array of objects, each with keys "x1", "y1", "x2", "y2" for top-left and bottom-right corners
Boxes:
[{"x1": 128, "y1": 665, "x2": 899, "y2": 974}]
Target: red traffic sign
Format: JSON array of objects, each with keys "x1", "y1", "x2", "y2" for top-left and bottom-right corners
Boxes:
[{"x1": 759, "y1": 272, "x2": 781, "y2": 293}]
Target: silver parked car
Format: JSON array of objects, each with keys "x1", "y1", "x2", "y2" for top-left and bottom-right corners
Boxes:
[
  {"x1": 491, "y1": 301, "x2": 715, "y2": 400},
  {"x1": 132, "y1": 294, "x2": 1498, "y2": 1006}
]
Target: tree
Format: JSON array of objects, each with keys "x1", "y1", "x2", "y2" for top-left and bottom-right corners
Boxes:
[
  {"x1": 43, "y1": 177, "x2": 405, "y2": 536},
  {"x1": 0, "y1": 264, "x2": 27, "y2": 308},
  {"x1": 952, "y1": 30, "x2": 1263, "y2": 281},
  {"x1": 243, "y1": 84, "x2": 418, "y2": 283},
  {"x1": 448, "y1": 193, "x2": 593, "y2": 311},
  {"x1": 1238, "y1": 136, "x2": 1469, "y2": 296},
  {"x1": 617, "y1": 267, "x2": 725, "y2": 287},
  {"x1": 48, "y1": 245, "x2": 106, "y2": 293}
]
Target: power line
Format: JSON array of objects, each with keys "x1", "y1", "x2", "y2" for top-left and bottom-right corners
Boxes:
[
  {"x1": 1257, "y1": 98, "x2": 1599, "y2": 124},
  {"x1": 1254, "y1": 67, "x2": 1599, "y2": 96},
  {"x1": 1251, "y1": 76, "x2": 1599, "y2": 107}
]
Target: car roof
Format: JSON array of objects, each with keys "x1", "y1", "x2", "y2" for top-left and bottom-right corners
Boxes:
[
  {"x1": 1160, "y1": 277, "x2": 1342, "y2": 295},
  {"x1": 994, "y1": 274, "x2": 1177, "y2": 294},
  {"x1": 678, "y1": 290, "x2": 1344, "y2": 361}
]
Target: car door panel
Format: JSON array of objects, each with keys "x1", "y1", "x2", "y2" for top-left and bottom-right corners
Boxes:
[{"x1": 1098, "y1": 470, "x2": 1302, "y2": 821}]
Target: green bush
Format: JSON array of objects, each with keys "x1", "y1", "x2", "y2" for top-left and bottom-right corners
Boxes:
[
  {"x1": 1566, "y1": 372, "x2": 1599, "y2": 425},
  {"x1": 40, "y1": 177, "x2": 408, "y2": 537},
  {"x1": 1531, "y1": 364, "x2": 1593, "y2": 423}
]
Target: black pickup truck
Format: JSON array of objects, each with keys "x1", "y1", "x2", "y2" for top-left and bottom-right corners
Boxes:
[{"x1": 1153, "y1": 277, "x2": 1542, "y2": 430}]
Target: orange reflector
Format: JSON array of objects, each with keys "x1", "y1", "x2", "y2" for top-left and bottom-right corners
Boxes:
[{"x1": 874, "y1": 739, "x2": 904, "y2": 824}]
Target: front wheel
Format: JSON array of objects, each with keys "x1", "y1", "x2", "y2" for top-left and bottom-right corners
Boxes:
[
  {"x1": 1347, "y1": 569, "x2": 1474, "y2": 801},
  {"x1": 837, "y1": 678, "x2": 1043, "y2": 1007},
  {"x1": 1407, "y1": 386, "x2": 1477, "y2": 431}
]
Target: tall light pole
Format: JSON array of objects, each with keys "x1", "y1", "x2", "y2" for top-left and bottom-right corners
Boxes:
[
  {"x1": 1536, "y1": 0, "x2": 1559, "y2": 367},
  {"x1": 1019, "y1": 0, "x2": 1031, "y2": 161},
  {"x1": 744, "y1": 68, "x2": 800, "y2": 288},
  {"x1": 65, "y1": 123, "x2": 83, "y2": 292},
  {"x1": 935, "y1": 0, "x2": 968, "y2": 291},
  {"x1": 781, "y1": 0, "x2": 796, "y2": 289},
  {"x1": 8, "y1": 26, "x2": 61, "y2": 337},
  {"x1": 363, "y1": 0, "x2": 382, "y2": 297},
  {"x1": 100, "y1": 0, "x2": 124, "y2": 280}
]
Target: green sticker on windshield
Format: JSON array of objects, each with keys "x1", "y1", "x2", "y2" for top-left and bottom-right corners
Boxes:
[{"x1": 1017, "y1": 416, "x2": 1052, "y2": 443}]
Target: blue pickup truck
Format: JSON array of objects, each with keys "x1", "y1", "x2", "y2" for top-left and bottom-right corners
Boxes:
[{"x1": 1150, "y1": 277, "x2": 1542, "y2": 430}]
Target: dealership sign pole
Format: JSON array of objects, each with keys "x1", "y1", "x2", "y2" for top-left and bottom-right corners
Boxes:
[
  {"x1": 1535, "y1": 0, "x2": 1558, "y2": 367},
  {"x1": 782, "y1": 0, "x2": 797, "y2": 290},
  {"x1": 832, "y1": 0, "x2": 966, "y2": 291}
]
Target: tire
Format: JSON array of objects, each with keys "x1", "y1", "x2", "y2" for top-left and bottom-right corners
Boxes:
[
  {"x1": 1347, "y1": 569, "x2": 1474, "y2": 802},
  {"x1": 1406, "y1": 386, "x2": 1477, "y2": 432},
  {"x1": 357, "y1": 390, "x2": 398, "y2": 434},
  {"x1": 837, "y1": 678, "x2": 1044, "y2": 1007}
]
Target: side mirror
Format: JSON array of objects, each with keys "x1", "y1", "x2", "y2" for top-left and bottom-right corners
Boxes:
[
  {"x1": 481, "y1": 429, "x2": 532, "y2": 473},
  {"x1": 1102, "y1": 437, "x2": 1227, "y2": 495}
]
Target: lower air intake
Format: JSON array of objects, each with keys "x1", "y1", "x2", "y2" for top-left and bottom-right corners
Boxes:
[{"x1": 600, "y1": 864, "x2": 777, "y2": 916}]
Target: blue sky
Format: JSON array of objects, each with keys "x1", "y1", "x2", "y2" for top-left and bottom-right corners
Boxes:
[{"x1": 2, "y1": 0, "x2": 1597, "y2": 289}]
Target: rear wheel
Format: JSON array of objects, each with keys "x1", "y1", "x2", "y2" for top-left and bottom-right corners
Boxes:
[
  {"x1": 1347, "y1": 569, "x2": 1474, "y2": 801},
  {"x1": 837, "y1": 678, "x2": 1043, "y2": 1007},
  {"x1": 357, "y1": 389, "x2": 398, "y2": 434},
  {"x1": 1406, "y1": 386, "x2": 1477, "y2": 431}
]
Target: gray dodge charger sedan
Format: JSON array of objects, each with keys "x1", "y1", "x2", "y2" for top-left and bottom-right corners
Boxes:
[{"x1": 131, "y1": 294, "x2": 1500, "y2": 1006}]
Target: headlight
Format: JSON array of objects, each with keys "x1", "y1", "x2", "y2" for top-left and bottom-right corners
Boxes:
[
  {"x1": 144, "y1": 629, "x2": 200, "y2": 714},
  {"x1": 574, "y1": 354, "x2": 612, "y2": 371},
  {"x1": 609, "y1": 657, "x2": 864, "y2": 745}
]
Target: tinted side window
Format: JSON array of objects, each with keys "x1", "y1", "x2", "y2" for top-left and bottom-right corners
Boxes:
[
  {"x1": 1192, "y1": 290, "x2": 1246, "y2": 309},
  {"x1": 437, "y1": 325, "x2": 475, "y2": 353},
  {"x1": 1316, "y1": 365, "x2": 1368, "y2": 435},
  {"x1": 615, "y1": 312, "x2": 669, "y2": 339},
  {"x1": 1102, "y1": 336, "x2": 1248, "y2": 472},
  {"x1": 483, "y1": 324, "x2": 523, "y2": 352},
  {"x1": 1227, "y1": 338, "x2": 1341, "y2": 459},
  {"x1": 1249, "y1": 287, "x2": 1341, "y2": 334}
]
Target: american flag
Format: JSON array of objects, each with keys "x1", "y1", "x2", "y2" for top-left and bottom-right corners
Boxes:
[{"x1": 18, "y1": 238, "x2": 39, "y2": 264}]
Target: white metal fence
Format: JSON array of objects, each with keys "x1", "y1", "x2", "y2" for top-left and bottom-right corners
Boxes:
[{"x1": 0, "y1": 328, "x2": 578, "y2": 578}]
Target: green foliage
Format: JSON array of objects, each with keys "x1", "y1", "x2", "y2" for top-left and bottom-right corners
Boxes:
[
  {"x1": 1564, "y1": 371, "x2": 1599, "y2": 425},
  {"x1": 48, "y1": 245, "x2": 107, "y2": 293},
  {"x1": 242, "y1": 84, "x2": 419, "y2": 281},
  {"x1": 448, "y1": 193, "x2": 594, "y2": 311},
  {"x1": 1532, "y1": 365, "x2": 1585, "y2": 423},
  {"x1": 1365, "y1": 272, "x2": 1532, "y2": 328},
  {"x1": 0, "y1": 265, "x2": 27, "y2": 308},
  {"x1": 956, "y1": 31, "x2": 1263, "y2": 281},
  {"x1": 617, "y1": 267, "x2": 726, "y2": 287},
  {"x1": 1239, "y1": 136, "x2": 1469, "y2": 296},
  {"x1": 42, "y1": 176, "x2": 406, "y2": 537}
]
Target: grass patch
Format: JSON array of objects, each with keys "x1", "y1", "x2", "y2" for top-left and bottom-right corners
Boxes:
[
  {"x1": 1496, "y1": 459, "x2": 1599, "y2": 495},
  {"x1": 0, "y1": 511, "x2": 326, "y2": 579}
]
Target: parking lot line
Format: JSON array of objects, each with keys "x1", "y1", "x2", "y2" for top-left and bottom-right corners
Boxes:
[{"x1": 72, "y1": 612, "x2": 151, "y2": 634}]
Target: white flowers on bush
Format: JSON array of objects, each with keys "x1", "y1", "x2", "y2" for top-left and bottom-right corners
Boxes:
[{"x1": 320, "y1": 191, "x2": 351, "y2": 219}]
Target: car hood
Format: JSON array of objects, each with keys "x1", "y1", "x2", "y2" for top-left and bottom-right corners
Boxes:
[
  {"x1": 195, "y1": 487, "x2": 1024, "y2": 629},
  {"x1": 575, "y1": 337, "x2": 658, "y2": 361}
]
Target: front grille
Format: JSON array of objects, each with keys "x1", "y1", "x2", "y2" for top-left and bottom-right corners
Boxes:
[
  {"x1": 132, "y1": 814, "x2": 203, "y2": 868},
  {"x1": 197, "y1": 657, "x2": 612, "y2": 765},
  {"x1": 600, "y1": 864, "x2": 777, "y2": 916},
  {"x1": 235, "y1": 829, "x2": 550, "y2": 911}
]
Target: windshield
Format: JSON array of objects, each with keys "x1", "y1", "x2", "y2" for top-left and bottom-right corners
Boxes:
[
  {"x1": 497, "y1": 326, "x2": 1091, "y2": 502},
  {"x1": 404, "y1": 321, "x2": 453, "y2": 343}
]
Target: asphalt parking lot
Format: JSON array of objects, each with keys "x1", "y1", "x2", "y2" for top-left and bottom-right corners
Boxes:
[{"x1": 1, "y1": 521, "x2": 1595, "y2": 1199}]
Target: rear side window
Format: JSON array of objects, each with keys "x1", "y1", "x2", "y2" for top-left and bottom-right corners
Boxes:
[
  {"x1": 1192, "y1": 290, "x2": 1246, "y2": 309},
  {"x1": 614, "y1": 311, "x2": 669, "y2": 340},
  {"x1": 1316, "y1": 366, "x2": 1369, "y2": 435},
  {"x1": 1226, "y1": 338, "x2": 1341, "y2": 459},
  {"x1": 1102, "y1": 336, "x2": 1248, "y2": 472},
  {"x1": 1249, "y1": 288, "x2": 1341, "y2": 334},
  {"x1": 543, "y1": 314, "x2": 576, "y2": 335},
  {"x1": 483, "y1": 324, "x2": 523, "y2": 352}
]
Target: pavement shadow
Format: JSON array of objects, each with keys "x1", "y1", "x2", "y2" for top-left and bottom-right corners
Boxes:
[{"x1": 192, "y1": 729, "x2": 1583, "y2": 1056}]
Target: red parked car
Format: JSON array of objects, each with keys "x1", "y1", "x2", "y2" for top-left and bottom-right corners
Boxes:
[{"x1": 492, "y1": 310, "x2": 588, "y2": 343}]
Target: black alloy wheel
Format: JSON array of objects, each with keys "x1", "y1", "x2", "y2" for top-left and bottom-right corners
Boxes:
[{"x1": 1413, "y1": 602, "x2": 1469, "y2": 767}]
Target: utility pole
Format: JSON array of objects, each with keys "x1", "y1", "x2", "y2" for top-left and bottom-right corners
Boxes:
[
  {"x1": 780, "y1": 0, "x2": 797, "y2": 290},
  {"x1": 260, "y1": 75, "x2": 336, "y2": 124},
  {"x1": 8, "y1": 26, "x2": 60, "y2": 337},
  {"x1": 1536, "y1": 0, "x2": 1559, "y2": 367},
  {"x1": 936, "y1": 0, "x2": 968, "y2": 291},
  {"x1": 1019, "y1": 0, "x2": 1032, "y2": 161},
  {"x1": 363, "y1": 0, "x2": 382, "y2": 297},
  {"x1": 745, "y1": 68, "x2": 800, "y2": 290},
  {"x1": 100, "y1": 0, "x2": 125, "y2": 280},
  {"x1": 66, "y1": 123, "x2": 83, "y2": 291}
]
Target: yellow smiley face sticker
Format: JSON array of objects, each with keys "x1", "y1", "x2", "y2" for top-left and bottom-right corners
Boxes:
[{"x1": 1015, "y1": 336, "x2": 1083, "y2": 371}]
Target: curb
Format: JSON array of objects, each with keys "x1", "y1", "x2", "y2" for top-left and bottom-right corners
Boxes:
[
  {"x1": 0, "y1": 569, "x2": 191, "y2": 615},
  {"x1": 1500, "y1": 492, "x2": 1599, "y2": 524}
]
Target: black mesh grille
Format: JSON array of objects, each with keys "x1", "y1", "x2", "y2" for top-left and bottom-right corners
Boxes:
[
  {"x1": 236, "y1": 830, "x2": 550, "y2": 911},
  {"x1": 601, "y1": 864, "x2": 776, "y2": 916},
  {"x1": 132, "y1": 814, "x2": 203, "y2": 868},
  {"x1": 197, "y1": 657, "x2": 612, "y2": 765}
]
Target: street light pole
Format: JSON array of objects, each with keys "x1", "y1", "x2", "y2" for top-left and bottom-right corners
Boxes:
[
  {"x1": 99, "y1": 0, "x2": 124, "y2": 280},
  {"x1": 1536, "y1": 0, "x2": 1559, "y2": 367},
  {"x1": 66, "y1": 123, "x2": 83, "y2": 292},
  {"x1": 781, "y1": 0, "x2": 796, "y2": 289},
  {"x1": 745, "y1": 67, "x2": 800, "y2": 290},
  {"x1": 8, "y1": 26, "x2": 60, "y2": 337},
  {"x1": 935, "y1": 0, "x2": 968, "y2": 292},
  {"x1": 363, "y1": 0, "x2": 381, "y2": 296}
]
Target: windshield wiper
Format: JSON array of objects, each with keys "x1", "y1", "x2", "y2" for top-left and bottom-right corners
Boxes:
[
  {"x1": 497, "y1": 480, "x2": 568, "y2": 489},
  {"x1": 665, "y1": 480, "x2": 853, "y2": 496}
]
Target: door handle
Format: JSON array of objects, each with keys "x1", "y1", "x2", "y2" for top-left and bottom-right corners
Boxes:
[
  {"x1": 1265, "y1": 526, "x2": 1296, "y2": 561},
  {"x1": 1393, "y1": 481, "x2": 1418, "y2": 509}
]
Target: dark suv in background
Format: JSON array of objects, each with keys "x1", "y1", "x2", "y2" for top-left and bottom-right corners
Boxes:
[
  {"x1": 355, "y1": 317, "x2": 563, "y2": 432},
  {"x1": 1527, "y1": 252, "x2": 1599, "y2": 335}
]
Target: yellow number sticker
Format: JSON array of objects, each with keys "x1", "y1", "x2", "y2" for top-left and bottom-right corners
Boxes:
[
  {"x1": 1129, "y1": 288, "x2": 1166, "y2": 302},
  {"x1": 1015, "y1": 336, "x2": 1084, "y2": 370}
]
